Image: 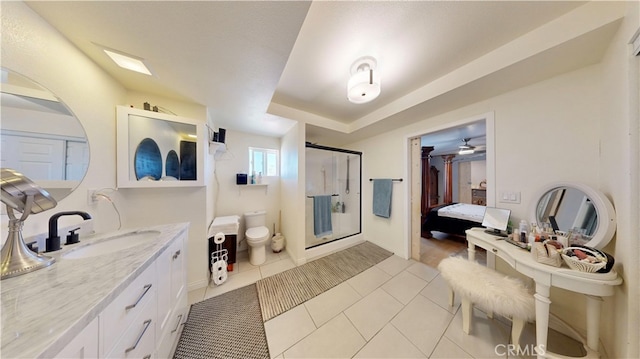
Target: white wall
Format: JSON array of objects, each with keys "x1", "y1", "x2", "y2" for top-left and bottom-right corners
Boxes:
[
  {"x1": 213, "y1": 129, "x2": 282, "y2": 250},
  {"x1": 280, "y1": 123, "x2": 306, "y2": 264},
  {"x1": 349, "y1": 32, "x2": 637, "y2": 359},
  {"x1": 598, "y1": 1, "x2": 639, "y2": 357},
  {"x1": 1, "y1": 4, "x2": 214, "y2": 291},
  {"x1": 1, "y1": 2, "x2": 125, "y2": 237}
]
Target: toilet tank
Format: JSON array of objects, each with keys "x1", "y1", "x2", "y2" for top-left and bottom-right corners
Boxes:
[{"x1": 244, "y1": 210, "x2": 266, "y2": 228}]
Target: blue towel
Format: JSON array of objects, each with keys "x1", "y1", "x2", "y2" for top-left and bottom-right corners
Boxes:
[
  {"x1": 372, "y1": 179, "x2": 393, "y2": 218},
  {"x1": 313, "y1": 195, "x2": 333, "y2": 237}
]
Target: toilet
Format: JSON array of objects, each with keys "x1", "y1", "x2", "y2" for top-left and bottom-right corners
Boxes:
[{"x1": 244, "y1": 210, "x2": 270, "y2": 265}]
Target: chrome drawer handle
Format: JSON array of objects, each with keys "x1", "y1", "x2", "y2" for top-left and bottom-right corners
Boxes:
[
  {"x1": 171, "y1": 314, "x2": 184, "y2": 333},
  {"x1": 173, "y1": 249, "x2": 181, "y2": 260},
  {"x1": 492, "y1": 248, "x2": 498, "y2": 253},
  {"x1": 125, "y1": 284, "x2": 152, "y2": 310},
  {"x1": 125, "y1": 319, "x2": 152, "y2": 354}
]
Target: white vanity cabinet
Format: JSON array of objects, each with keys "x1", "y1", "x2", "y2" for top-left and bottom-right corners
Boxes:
[
  {"x1": 100, "y1": 263, "x2": 157, "y2": 357},
  {"x1": 54, "y1": 317, "x2": 99, "y2": 359},
  {"x1": 47, "y1": 227, "x2": 188, "y2": 359},
  {"x1": 155, "y1": 231, "x2": 188, "y2": 358}
]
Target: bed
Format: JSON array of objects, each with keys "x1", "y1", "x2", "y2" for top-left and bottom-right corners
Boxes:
[{"x1": 422, "y1": 203, "x2": 486, "y2": 237}]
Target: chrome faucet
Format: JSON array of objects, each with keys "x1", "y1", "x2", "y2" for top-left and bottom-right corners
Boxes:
[{"x1": 45, "y1": 211, "x2": 92, "y2": 252}]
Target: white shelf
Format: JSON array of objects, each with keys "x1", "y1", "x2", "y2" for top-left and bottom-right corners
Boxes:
[
  {"x1": 237, "y1": 183, "x2": 268, "y2": 195},
  {"x1": 209, "y1": 141, "x2": 226, "y2": 154}
]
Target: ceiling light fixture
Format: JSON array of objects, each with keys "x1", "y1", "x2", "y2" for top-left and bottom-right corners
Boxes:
[
  {"x1": 103, "y1": 48, "x2": 152, "y2": 76},
  {"x1": 347, "y1": 56, "x2": 380, "y2": 104},
  {"x1": 458, "y1": 138, "x2": 475, "y2": 155}
]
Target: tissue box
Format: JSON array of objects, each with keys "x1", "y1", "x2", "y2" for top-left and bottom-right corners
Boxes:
[{"x1": 236, "y1": 173, "x2": 247, "y2": 185}]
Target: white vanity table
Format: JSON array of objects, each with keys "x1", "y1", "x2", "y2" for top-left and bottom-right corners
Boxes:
[{"x1": 466, "y1": 227, "x2": 622, "y2": 358}]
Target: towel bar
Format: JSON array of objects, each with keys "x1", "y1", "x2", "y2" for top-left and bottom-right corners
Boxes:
[{"x1": 369, "y1": 178, "x2": 403, "y2": 182}]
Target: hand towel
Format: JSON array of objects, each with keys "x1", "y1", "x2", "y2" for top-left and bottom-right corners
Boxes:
[
  {"x1": 313, "y1": 195, "x2": 333, "y2": 237},
  {"x1": 373, "y1": 179, "x2": 393, "y2": 218}
]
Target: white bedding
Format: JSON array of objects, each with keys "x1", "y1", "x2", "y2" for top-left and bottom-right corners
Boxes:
[{"x1": 437, "y1": 203, "x2": 486, "y2": 223}]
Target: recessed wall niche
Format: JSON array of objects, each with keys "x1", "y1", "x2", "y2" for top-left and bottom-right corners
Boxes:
[{"x1": 116, "y1": 105, "x2": 205, "y2": 188}]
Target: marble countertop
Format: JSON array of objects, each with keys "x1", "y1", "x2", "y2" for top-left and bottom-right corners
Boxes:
[{"x1": 1, "y1": 222, "x2": 189, "y2": 358}]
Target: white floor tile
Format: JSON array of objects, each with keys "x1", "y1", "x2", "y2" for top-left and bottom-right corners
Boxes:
[
  {"x1": 390, "y1": 294, "x2": 454, "y2": 356},
  {"x1": 381, "y1": 271, "x2": 427, "y2": 305},
  {"x1": 376, "y1": 255, "x2": 414, "y2": 276},
  {"x1": 354, "y1": 323, "x2": 426, "y2": 358},
  {"x1": 260, "y1": 257, "x2": 296, "y2": 278},
  {"x1": 429, "y1": 336, "x2": 473, "y2": 359},
  {"x1": 405, "y1": 261, "x2": 439, "y2": 282},
  {"x1": 419, "y1": 274, "x2": 460, "y2": 314},
  {"x1": 283, "y1": 313, "x2": 365, "y2": 358},
  {"x1": 347, "y1": 266, "x2": 392, "y2": 297},
  {"x1": 444, "y1": 307, "x2": 511, "y2": 359},
  {"x1": 344, "y1": 288, "x2": 404, "y2": 340},
  {"x1": 264, "y1": 304, "x2": 316, "y2": 358},
  {"x1": 187, "y1": 287, "x2": 206, "y2": 305},
  {"x1": 204, "y1": 267, "x2": 261, "y2": 299},
  {"x1": 304, "y1": 282, "x2": 361, "y2": 327}
]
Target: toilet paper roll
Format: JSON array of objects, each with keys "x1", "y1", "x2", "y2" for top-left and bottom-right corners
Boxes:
[
  {"x1": 212, "y1": 259, "x2": 228, "y2": 285},
  {"x1": 213, "y1": 232, "x2": 225, "y2": 244}
]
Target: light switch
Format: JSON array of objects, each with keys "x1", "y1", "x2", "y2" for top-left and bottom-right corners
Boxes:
[{"x1": 499, "y1": 191, "x2": 521, "y2": 204}]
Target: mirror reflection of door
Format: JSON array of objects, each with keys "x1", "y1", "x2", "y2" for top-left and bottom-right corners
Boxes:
[{"x1": 1, "y1": 68, "x2": 89, "y2": 200}]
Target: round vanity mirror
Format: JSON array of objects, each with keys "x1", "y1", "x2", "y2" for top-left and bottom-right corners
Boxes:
[
  {"x1": 530, "y1": 182, "x2": 616, "y2": 249},
  {"x1": 0, "y1": 68, "x2": 89, "y2": 201}
]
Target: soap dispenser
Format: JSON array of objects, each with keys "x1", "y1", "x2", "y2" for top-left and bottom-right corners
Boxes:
[{"x1": 65, "y1": 227, "x2": 81, "y2": 245}]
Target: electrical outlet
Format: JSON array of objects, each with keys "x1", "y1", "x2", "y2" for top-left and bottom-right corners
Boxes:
[{"x1": 87, "y1": 189, "x2": 97, "y2": 205}]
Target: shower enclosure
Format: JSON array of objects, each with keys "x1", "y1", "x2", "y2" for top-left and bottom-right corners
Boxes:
[{"x1": 305, "y1": 143, "x2": 361, "y2": 249}]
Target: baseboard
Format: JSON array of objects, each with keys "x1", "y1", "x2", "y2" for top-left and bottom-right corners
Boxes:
[{"x1": 188, "y1": 278, "x2": 208, "y2": 292}]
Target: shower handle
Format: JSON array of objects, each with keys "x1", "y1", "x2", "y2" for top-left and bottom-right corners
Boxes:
[{"x1": 345, "y1": 157, "x2": 350, "y2": 194}]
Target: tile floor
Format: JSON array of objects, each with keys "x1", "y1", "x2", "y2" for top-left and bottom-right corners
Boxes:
[{"x1": 188, "y1": 242, "x2": 537, "y2": 359}]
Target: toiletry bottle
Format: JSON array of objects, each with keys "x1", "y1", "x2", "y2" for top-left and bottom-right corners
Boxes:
[
  {"x1": 528, "y1": 223, "x2": 537, "y2": 247},
  {"x1": 257, "y1": 172, "x2": 262, "y2": 184},
  {"x1": 341, "y1": 202, "x2": 345, "y2": 213},
  {"x1": 518, "y1": 220, "x2": 528, "y2": 243},
  {"x1": 251, "y1": 171, "x2": 256, "y2": 184}
]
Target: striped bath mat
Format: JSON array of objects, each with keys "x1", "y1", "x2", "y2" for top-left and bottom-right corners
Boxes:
[{"x1": 256, "y1": 241, "x2": 393, "y2": 321}]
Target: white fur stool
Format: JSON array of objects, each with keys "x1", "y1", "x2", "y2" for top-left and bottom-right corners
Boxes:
[{"x1": 437, "y1": 257, "x2": 535, "y2": 346}]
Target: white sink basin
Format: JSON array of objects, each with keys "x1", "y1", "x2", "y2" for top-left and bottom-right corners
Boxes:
[{"x1": 63, "y1": 230, "x2": 161, "y2": 259}]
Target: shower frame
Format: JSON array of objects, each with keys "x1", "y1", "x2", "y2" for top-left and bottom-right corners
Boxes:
[{"x1": 305, "y1": 142, "x2": 362, "y2": 249}]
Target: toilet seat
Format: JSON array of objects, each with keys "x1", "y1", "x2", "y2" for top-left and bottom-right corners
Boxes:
[{"x1": 246, "y1": 226, "x2": 269, "y2": 241}]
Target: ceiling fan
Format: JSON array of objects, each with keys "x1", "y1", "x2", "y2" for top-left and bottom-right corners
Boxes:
[{"x1": 458, "y1": 138, "x2": 475, "y2": 155}]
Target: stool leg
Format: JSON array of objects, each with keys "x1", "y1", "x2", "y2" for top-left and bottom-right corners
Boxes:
[
  {"x1": 461, "y1": 297, "x2": 472, "y2": 335},
  {"x1": 448, "y1": 287, "x2": 455, "y2": 307},
  {"x1": 511, "y1": 317, "x2": 526, "y2": 347}
]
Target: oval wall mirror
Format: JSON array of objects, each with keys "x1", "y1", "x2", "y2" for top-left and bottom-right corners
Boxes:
[
  {"x1": 134, "y1": 138, "x2": 162, "y2": 180},
  {"x1": 529, "y1": 182, "x2": 616, "y2": 249},
  {"x1": 0, "y1": 68, "x2": 89, "y2": 201}
]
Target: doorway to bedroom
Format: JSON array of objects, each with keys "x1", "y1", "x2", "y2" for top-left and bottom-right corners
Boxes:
[{"x1": 409, "y1": 112, "x2": 495, "y2": 267}]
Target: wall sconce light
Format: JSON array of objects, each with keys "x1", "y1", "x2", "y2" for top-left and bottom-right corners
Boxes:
[{"x1": 347, "y1": 56, "x2": 380, "y2": 104}]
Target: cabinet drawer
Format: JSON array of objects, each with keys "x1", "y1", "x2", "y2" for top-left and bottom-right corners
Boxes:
[
  {"x1": 101, "y1": 263, "x2": 156, "y2": 355},
  {"x1": 156, "y1": 300, "x2": 188, "y2": 359},
  {"x1": 483, "y1": 242, "x2": 516, "y2": 268},
  {"x1": 106, "y1": 293, "x2": 156, "y2": 359}
]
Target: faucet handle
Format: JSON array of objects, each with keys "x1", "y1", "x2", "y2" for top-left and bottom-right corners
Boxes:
[{"x1": 65, "y1": 227, "x2": 81, "y2": 245}]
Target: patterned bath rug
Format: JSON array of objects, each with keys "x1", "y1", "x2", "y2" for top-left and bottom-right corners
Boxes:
[
  {"x1": 173, "y1": 284, "x2": 269, "y2": 359},
  {"x1": 256, "y1": 241, "x2": 393, "y2": 321}
]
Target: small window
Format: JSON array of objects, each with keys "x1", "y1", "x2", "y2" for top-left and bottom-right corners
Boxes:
[{"x1": 249, "y1": 147, "x2": 279, "y2": 177}]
